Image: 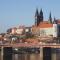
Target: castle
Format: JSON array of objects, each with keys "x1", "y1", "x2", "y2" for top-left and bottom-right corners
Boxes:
[{"x1": 32, "y1": 8, "x2": 60, "y2": 37}]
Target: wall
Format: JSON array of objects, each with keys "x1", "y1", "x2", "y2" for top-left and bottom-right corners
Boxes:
[
  {"x1": 40, "y1": 27, "x2": 53, "y2": 37},
  {"x1": 53, "y1": 24, "x2": 58, "y2": 37}
]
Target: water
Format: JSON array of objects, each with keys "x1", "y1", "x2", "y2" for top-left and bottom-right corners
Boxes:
[
  {"x1": 0, "y1": 48, "x2": 60, "y2": 60},
  {"x1": 12, "y1": 53, "x2": 40, "y2": 60}
]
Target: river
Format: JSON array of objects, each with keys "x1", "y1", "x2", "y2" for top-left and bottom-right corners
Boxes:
[
  {"x1": 0, "y1": 48, "x2": 60, "y2": 60},
  {"x1": 12, "y1": 53, "x2": 40, "y2": 60}
]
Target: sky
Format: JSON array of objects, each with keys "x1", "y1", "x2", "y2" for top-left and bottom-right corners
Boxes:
[{"x1": 0, "y1": 0, "x2": 60, "y2": 33}]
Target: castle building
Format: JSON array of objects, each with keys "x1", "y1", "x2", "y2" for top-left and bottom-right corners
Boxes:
[
  {"x1": 7, "y1": 26, "x2": 25, "y2": 35},
  {"x1": 7, "y1": 26, "x2": 32, "y2": 35},
  {"x1": 32, "y1": 21, "x2": 60, "y2": 37},
  {"x1": 32, "y1": 9, "x2": 60, "y2": 38}
]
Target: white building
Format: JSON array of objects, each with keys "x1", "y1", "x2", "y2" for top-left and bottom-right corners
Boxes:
[
  {"x1": 11, "y1": 26, "x2": 25, "y2": 35},
  {"x1": 9, "y1": 26, "x2": 32, "y2": 35},
  {"x1": 32, "y1": 21, "x2": 60, "y2": 37}
]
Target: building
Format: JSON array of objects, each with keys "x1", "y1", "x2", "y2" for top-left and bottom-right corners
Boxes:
[
  {"x1": 7, "y1": 26, "x2": 25, "y2": 35},
  {"x1": 32, "y1": 9, "x2": 60, "y2": 37},
  {"x1": 7, "y1": 26, "x2": 32, "y2": 35},
  {"x1": 32, "y1": 21, "x2": 60, "y2": 37}
]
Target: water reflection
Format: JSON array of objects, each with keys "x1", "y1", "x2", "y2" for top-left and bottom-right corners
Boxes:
[
  {"x1": 0, "y1": 48, "x2": 60, "y2": 60},
  {"x1": 12, "y1": 53, "x2": 40, "y2": 60}
]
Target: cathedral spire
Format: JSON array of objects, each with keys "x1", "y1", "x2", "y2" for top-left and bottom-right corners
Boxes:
[
  {"x1": 48, "y1": 12, "x2": 52, "y2": 23},
  {"x1": 35, "y1": 8, "x2": 39, "y2": 26},
  {"x1": 53, "y1": 17, "x2": 57, "y2": 24},
  {"x1": 35, "y1": 8, "x2": 44, "y2": 26},
  {"x1": 39, "y1": 8, "x2": 43, "y2": 22},
  {"x1": 35, "y1": 8, "x2": 39, "y2": 17}
]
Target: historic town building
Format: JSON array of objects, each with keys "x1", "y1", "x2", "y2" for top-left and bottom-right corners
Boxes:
[{"x1": 32, "y1": 9, "x2": 60, "y2": 38}]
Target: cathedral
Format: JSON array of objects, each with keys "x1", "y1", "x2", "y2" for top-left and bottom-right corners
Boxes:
[
  {"x1": 35, "y1": 8, "x2": 55, "y2": 26},
  {"x1": 32, "y1": 8, "x2": 60, "y2": 37}
]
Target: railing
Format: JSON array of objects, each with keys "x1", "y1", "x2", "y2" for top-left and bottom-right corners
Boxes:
[{"x1": 0, "y1": 43, "x2": 60, "y2": 48}]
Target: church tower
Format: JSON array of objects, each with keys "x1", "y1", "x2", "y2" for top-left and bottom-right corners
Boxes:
[
  {"x1": 35, "y1": 8, "x2": 40, "y2": 26},
  {"x1": 39, "y1": 9, "x2": 43, "y2": 22},
  {"x1": 48, "y1": 12, "x2": 52, "y2": 23},
  {"x1": 53, "y1": 17, "x2": 57, "y2": 24},
  {"x1": 35, "y1": 8, "x2": 43, "y2": 26}
]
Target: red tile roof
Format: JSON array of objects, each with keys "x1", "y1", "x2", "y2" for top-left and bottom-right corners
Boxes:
[{"x1": 38, "y1": 21, "x2": 53, "y2": 28}]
